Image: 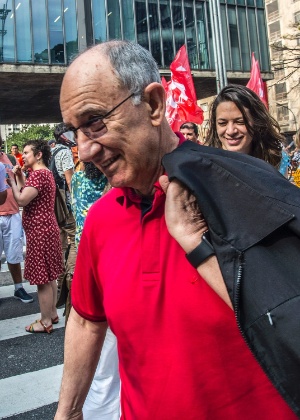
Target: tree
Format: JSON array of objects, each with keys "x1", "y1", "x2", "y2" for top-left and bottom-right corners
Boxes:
[
  {"x1": 5, "y1": 124, "x2": 54, "y2": 152},
  {"x1": 269, "y1": 22, "x2": 300, "y2": 93}
]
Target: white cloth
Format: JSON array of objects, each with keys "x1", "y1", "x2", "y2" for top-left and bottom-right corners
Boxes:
[
  {"x1": 0, "y1": 162, "x2": 6, "y2": 192},
  {"x1": 83, "y1": 328, "x2": 120, "y2": 420},
  {"x1": 0, "y1": 213, "x2": 23, "y2": 263}
]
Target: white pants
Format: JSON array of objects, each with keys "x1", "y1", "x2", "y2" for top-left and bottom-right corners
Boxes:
[
  {"x1": 83, "y1": 328, "x2": 120, "y2": 420},
  {"x1": 0, "y1": 213, "x2": 23, "y2": 263}
]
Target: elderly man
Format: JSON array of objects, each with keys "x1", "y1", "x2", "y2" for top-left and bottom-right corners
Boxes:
[
  {"x1": 55, "y1": 41, "x2": 295, "y2": 419},
  {"x1": 180, "y1": 121, "x2": 199, "y2": 143}
]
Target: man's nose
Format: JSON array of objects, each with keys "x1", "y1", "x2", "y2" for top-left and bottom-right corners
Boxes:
[{"x1": 77, "y1": 134, "x2": 103, "y2": 161}]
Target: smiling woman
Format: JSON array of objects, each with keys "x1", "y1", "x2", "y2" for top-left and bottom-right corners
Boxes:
[{"x1": 205, "y1": 84, "x2": 284, "y2": 168}]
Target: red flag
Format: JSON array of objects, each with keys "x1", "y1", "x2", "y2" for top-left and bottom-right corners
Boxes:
[
  {"x1": 246, "y1": 53, "x2": 268, "y2": 108},
  {"x1": 163, "y1": 45, "x2": 204, "y2": 131}
]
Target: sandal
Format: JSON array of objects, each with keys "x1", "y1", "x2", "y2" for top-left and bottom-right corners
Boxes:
[
  {"x1": 34, "y1": 316, "x2": 59, "y2": 325},
  {"x1": 26, "y1": 320, "x2": 53, "y2": 334}
]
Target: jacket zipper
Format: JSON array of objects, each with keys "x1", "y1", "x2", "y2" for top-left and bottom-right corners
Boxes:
[{"x1": 234, "y1": 252, "x2": 244, "y2": 333}]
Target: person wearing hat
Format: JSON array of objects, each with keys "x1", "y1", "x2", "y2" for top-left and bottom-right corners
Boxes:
[{"x1": 48, "y1": 139, "x2": 56, "y2": 148}]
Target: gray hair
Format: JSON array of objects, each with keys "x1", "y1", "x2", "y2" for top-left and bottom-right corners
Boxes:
[{"x1": 99, "y1": 41, "x2": 161, "y2": 105}]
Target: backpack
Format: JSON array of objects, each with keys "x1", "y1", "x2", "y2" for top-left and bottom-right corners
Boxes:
[
  {"x1": 50, "y1": 147, "x2": 69, "y2": 227},
  {"x1": 49, "y1": 146, "x2": 67, "y2": 190}
]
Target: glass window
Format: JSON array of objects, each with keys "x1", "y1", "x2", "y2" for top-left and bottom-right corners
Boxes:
[
  {"x1": 275, "y1": 82, "x2": 287, "y2": 101},
  {"x1": 135, "y1": 0, "x2": 149, "y2": 50},
  {"x1": 16, "y1": 0, "x2": 31, "y2": 62},
  {"x1": 207, "y1": 5, "x2": 215, "y2": 70},
  {"x1": 1, "y1": 0, "x2": 14, "y2": 62},
  {"x1": 220, "y1": 4, "x2": 230, "y2": 70},
  {"x1": 148, "y1": 0, "x2": 162, "y2": 66},
  {"x1": 108, "y1": 0, "x2": 121, "y2": 39},
  {"x1": 32, "y1": 0, "x2": 48, "y2": 63},
  {"x1": 256, "y1": 0, "x2": 264, "y2": 6},
  {"x1": 237, "y1": 0, "x2": 245, "y2": 4},
  {"x1": 246, "y1": 0, "x2": 255, "y2": 5},
  {"x1": 48, "y1": 0, "x2": 65, "y2": 64},
  {"x1": 295, "y1": 11, "x2": 300, "y2": 23},
  {"x1": 269, "y1": 20, "x2": 281, "y2": 43},
  {"x1": 228, "y1": 6, "x2": 241, "y2": 70},
  {"x1": 237, "y1": 7, "x2": 250, "y2": 70},
  {"x1": 184, "y1": 1, "x2": 198, "y2": 68},
  {"x1": 195, "y1": 1, "x2": 209, "y2": 69},
  {"x1": 92, "y1": 0, "x2": 107, "y2": 44},
  {"x1": 277, "y1": 104, "x2": 289, "y2": 122},
  {"x1": 172, "y1": 0, "x2": 185, "y2": 53},
  {"x1": 248, "y1": 8, "x2": 259, "y2": 64},
  {"x1": 122, "y1": 0, "x2": 135, "y2": 41},
  {"x1": 160, "y1": 0, "x2": 174, "y2": 67},
  {"x1": 267, "y1": 1, "x2": 279, "y2": 21},
  {"x1": 257, "y1": 9, "x2": 270, "y2": 71},
  {"x1": 64, "y1": 0, "x2": 78, "y2": 61}
]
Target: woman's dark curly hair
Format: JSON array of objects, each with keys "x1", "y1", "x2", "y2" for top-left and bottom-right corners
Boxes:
[
  {"x1": 84, "y1": 161, "x2": 104, "y2": 180},
  {"x1": 205, "y1": 84, "x2": 284, "y2": 168},
  {"x1": 22, "y1": 139, "x2": 52, "y2": 167}
]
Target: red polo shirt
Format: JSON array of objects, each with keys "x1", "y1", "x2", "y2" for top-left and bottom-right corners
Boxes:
[{"x1": 72, "y1": 184, "x2": 295, "y2": 419}]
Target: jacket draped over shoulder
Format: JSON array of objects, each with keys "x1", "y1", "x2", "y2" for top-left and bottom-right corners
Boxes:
[{"x1": 163, "y1": 141, "x2": 300, "y2": 417}]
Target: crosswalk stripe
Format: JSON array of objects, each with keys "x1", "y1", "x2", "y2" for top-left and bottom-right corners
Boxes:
[
  {"x1": 0, "y1": 364, "x2": 63, "y2": 418},
  {"x1": 0, "y1": 283, "x2": 37, "y2": 299},
  {"x1": 0, "y1": 307, "x2": 65, "y2": 341}
]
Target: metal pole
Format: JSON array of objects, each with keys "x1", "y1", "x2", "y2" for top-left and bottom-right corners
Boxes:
[
  {"x1": 215, "y1": 0, "x2": 227, "y2": 88},
  {"x1": 209, "y1": 0, "x2": 221, "y2": 92},
  {"x1": 209, "y1": 0, "x2": 227, "y2": 92}
]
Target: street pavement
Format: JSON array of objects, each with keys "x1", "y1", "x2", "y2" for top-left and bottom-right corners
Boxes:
[{"x1": 0, "y1": 265, "x2": 65, "y2": 419}]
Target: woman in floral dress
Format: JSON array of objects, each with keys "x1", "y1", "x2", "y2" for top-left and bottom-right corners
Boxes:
[{"x1": 8, "y1": 139, "x2": 63, "y2": 333}]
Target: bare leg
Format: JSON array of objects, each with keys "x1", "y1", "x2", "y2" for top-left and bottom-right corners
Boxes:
[
  {"x1": 7, "y1": 262, "x2": 22, "y2": 284},
  {"x1": 25, "y1": 283, "x2": 53, "y2": 332},
  {"x1": 51, "y1": 280, "x2": 58, "y2": 319}
]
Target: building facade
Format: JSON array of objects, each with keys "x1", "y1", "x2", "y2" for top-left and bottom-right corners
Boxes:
[
  {"x1": 0, "y1": 0, "x2": 271, "y2": 125},
  {"x1": 0, "y1": 0, "x2": 270, "y2": 72},
  {"x1": 265, "y1": 0, "x2": 300, "y2": 135}
]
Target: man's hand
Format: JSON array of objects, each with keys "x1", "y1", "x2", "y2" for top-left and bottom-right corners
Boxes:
[
  {"x1": 159, "y1": 175, "x2": 208, "y2": 254},
  {"x1": 159, "y1": 175, "x2": 233, "y2": 309}
]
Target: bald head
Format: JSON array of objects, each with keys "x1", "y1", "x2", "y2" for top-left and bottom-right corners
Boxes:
[
  {"x1": 59, "y1": 40, "x2": 178, "y2": 196},
  {"x1": 62, "y1": 41, "x2": 161, "y2": 105}
]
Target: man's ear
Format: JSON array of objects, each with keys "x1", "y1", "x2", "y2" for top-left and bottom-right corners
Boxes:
[{"x1": 143, "y1": 83, "x2": 166, "y2": 127}]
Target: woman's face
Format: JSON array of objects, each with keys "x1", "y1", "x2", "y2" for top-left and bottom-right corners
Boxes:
[
  {"x1": 22, "y1": 145, "x2": 38, "y2": 168},
  {"x1": 216, "y1": 101, "x2": 253, "y2": 155}
]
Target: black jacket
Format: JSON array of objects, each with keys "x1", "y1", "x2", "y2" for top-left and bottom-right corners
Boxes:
[{"x1": 162, "y1": 141, "x2": 300, "y2": 417}]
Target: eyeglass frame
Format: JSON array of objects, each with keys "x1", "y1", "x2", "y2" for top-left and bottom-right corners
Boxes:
[{"x1": 63, "y1": 92, "x2": 135, "y2": 140}]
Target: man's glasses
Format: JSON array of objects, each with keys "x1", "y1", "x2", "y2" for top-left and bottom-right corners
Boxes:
[{"x1": 64, "y1": 93, "x2": 135, "y2": 140}]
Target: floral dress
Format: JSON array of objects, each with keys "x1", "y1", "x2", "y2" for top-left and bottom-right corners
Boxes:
[
  {"x1": 71, "y1": 171, "x2": 107, "y2": 248},
  {"x1": 22, "y1": 169, "x2": 63, "y2": 285}
]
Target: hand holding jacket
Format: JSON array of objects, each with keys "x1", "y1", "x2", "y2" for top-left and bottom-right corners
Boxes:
[{"x1": 159, "y1": 174, "x2": 233, "y2": 309}]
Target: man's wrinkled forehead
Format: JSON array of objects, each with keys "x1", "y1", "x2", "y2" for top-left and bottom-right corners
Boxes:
[{"x1": 60, "y1": 50, "x2": 120, "y2": 105}]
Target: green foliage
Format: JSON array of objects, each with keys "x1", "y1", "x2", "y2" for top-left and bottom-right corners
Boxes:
[{"x1": 5, "y1": 124, "x2": 54, "y2": 152}]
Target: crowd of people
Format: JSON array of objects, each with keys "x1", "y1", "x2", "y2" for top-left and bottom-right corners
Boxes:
[{"x1": 1, "y1": 40, "x2": 299, "y2": 419}]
